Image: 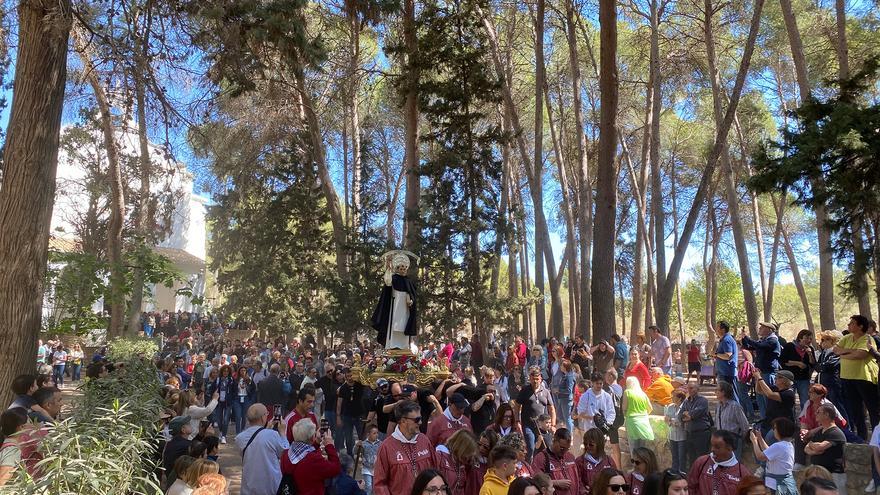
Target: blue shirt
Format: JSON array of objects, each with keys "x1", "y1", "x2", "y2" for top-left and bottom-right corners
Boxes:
[
  {"x1": 742, "y1": 334, "x2": 781, "y2": 373},
  {"x1": 715, "y1": 333, "x2": 738, "y2": 378},
  {"x1": 614, "y1": 342, "x2": 629, "y2": 369}
]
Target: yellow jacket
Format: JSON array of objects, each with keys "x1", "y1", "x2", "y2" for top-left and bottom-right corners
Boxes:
[{"x1": 480, "y1": 469, "x2": 514, "y2": 495}]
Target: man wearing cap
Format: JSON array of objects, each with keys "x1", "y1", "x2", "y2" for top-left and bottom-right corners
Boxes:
[
  {"x1": 752, "y1": 367, "x2": 796, "y2": 440},
  {"x1": 367, "y1": 378, "x2": 393, "y2": 440},
  {"x1": 742, "y1": 321, "x2": 781, "y2": 418},
  {"x1": 162, "y1": 415, "x2": 192, "y2": 488},
  {"x1": 427, "y1": 392, "x2": 473, "y2": 447},
  {"x1": 513, "y1": 367, "x2": 556, "y2": 461}
]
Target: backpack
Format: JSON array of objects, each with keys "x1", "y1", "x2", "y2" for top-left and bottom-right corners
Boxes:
[
  {"x1": 277, "y1": 474, "x2": 298, "y2": 495},
  {"x1": 737, "y1": 360, "x2": 755, "y2": 384}
]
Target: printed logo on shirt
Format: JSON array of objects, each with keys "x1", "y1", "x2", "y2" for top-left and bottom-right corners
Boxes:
[{"x1": 396, "y1": 452, "x2": 404, "y2": 461}]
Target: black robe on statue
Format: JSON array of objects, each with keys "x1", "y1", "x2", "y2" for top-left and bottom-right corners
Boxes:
[{"x1": 371, "y1": 274, "x2": 419, "y2": 348}]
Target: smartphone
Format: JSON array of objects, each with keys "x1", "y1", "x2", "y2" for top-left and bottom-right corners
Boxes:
[
  {"x1": 320, "y1": 419, "x2": 329, "y2": 435},
  {"x1": 273, "y1": 404, "x2": 282, "y2": 421}
]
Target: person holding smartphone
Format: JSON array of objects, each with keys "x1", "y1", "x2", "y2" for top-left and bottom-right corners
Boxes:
[
  {"x1": 281, "y1": 418, "x2": 341, "y2": 495},
  {"x1": 236, "y1": 403, "x2": 290, "y2": 495}
]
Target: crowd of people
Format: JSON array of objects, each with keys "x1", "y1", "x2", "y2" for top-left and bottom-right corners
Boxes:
[{"x1": 7, "y1": 312, "x2": 880, "y2": 495}]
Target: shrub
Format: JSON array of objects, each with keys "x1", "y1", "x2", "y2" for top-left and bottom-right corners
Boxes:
[{"x1": 2, "y1": 339, "x2": 163, "y2": 494}]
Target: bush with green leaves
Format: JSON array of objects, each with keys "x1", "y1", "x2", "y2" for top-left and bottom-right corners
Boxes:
[{"x1": 2, "y1": 339, "x2": 163, "y2": 494}]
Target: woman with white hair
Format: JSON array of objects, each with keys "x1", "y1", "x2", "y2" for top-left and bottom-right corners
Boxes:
[
  {"x1": 280, "y1": 418, "x2": 340, "y2": 495},
  {"x1": 621, "y1": 376, "x2": 654, "y2": 453}
]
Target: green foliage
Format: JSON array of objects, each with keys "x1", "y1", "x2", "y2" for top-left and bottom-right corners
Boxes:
[
  {"x1": 681, "y1": 264, "x2": 747, "y2": 332},
  {"x1": 413, "y1": 0, "x2": 510, "y2": 336},
  {"x1": 2, "y1": 340, "x2": 162, "y2": 494},
  {"x1": 751, "y1": 57, "x2": 880, "y2": 298},
  {"x1": 43, "y1": 242, "x2": 188, "y2": 335}
]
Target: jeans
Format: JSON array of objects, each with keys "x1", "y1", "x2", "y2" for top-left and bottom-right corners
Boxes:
[
  {"x1": 231, "y1": 398, "x2": 251, "y2": 434},
  {"x1": 524, "y1": 427, "x2": 537, "y2": 462},
  {"x1": 793, "y1": 379, "x2": 811, "y2": 411},
  {"x1": 756, "y1": 372, "x2": 776, "y2": 419},
  {"x1": 71, "y1": 363, "x2": 82, "y2": 381},
  {"x1": 363, "y1": 473, "x2": 374, "y2": 495},
  {"x1": 214, "y1": 402, "x2": 231, "y2": 437},
  {"x1": 53, "y1": 364, "x2": 65, "y2": 386},
  {"x1": 340, "y1": 415, "x2": 363, "y2": 455},
  {"x1": 843, "y1": 378, "x2": 880, "y2": 440},
  {"x1": 669, "y1": 439, "x2": 686, "y2": 473},
  {"x1": 555, "y1": 395, "x2": 573, "y2": 432},
  {"x1": 735, "y1": 380, "x2": 755, "y2": 420},
  {"x1": 686, "y1": 429, "x2": 711, "y2": 467}
]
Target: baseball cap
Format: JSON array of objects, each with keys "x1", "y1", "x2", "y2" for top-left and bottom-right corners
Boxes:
[
  {"x1": 401, "y1": 384, "x2": 417, "y2": 396},
  {"x1": 449, "y1": 393, "x2": 470, "y2": 409},
  {"x1": 376, "y1": 378, "x2": 389, "y2": 388},
  {"x1": 758, "y1": 321, "x2": 778, "y2": 332},
  {"x1": 169, "y1": 415, "x2": 191, "y2": 435},
  {"x1": 776, "y1": 370, "x2": 795, "y2": 382}
]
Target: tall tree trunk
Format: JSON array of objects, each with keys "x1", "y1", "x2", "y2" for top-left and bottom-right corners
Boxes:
[
  {"x1": 655, "y1": 0, "x2": 765, "y2": 331},
  {"x1": 402, "y1": 0, "x2": 420, "y2": 251},
  {"x1": 533, "y1": 0, "x2": 549, "y2": 340},
  {"x1": 566, "y1": 0, "x2": 592, "y2": 341},
  {"x1": 294, "y1": 69, "x2": 349, "y2": 283},
  {"x1": 591, "y1": 0, "x2": 619, "y2": 343},
  {"x1": 783, "y1": 227, "x2": 816, "y2": 333},
  {"x1": 778, "y1": 0, "x2": 836, "y2": 329},
  {"x1": 0, "y1": 0, "x2": 71, "y2": 406},
  {"x1": 834, "y1": 0, "x2": 849, "y2": 80},
  {"x1": 765, "y1": 199, "x2": 784, "y2": 317},
  {"x1": 348, "y1": 5, "x2": 362, "y2": 233},
  {"x1": 481, "y1": 5, "x2": 562, "y2": 340},
  {"x1": 74, "y1": 27, "x2": 127, "y2": 338},
  {"x1": 127, "y1": 75, "x2": 153, "y2": 335},
  {"x1": 704, "y1": 4, "x2": 760, "y2": 335},
  {"x1": 648, "y1": 0, "x2": 665, "y2": 298},
  {"x1": 491, "y1": 105, "x2": 512, "y2": 296},
  {"x1": 670, "y1": 153, "x2": 686, "y2": 357},
  {"x1": 544, "y1": 80, "x2": 578, "y2": 337}
]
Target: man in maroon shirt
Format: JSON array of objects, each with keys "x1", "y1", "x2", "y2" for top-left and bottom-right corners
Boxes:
[
  {"x1": 532, "y1": 428, "x2": 583, "y2": 495},
  {"x1": 285, "y1": 386, "x2": 318, "y2": 443},
  {"x1": 374, "y1": 400, "x2": 435, "y2": 495},
  {"x1": 687, "y1": 430, "x2": 748, "y2": 495}
]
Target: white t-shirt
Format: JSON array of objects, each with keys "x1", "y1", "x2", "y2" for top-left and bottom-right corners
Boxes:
[
  {"x1": 870, "y1": 422, "x2": 880, "y2": 447},
  {"x1": 763, "y1": 440, "x2": 795, "y2": 489}
]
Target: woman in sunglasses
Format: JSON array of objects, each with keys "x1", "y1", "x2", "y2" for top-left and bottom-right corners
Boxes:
[
  {"x1": 627, "y1": 447, "x2": 658, "y2": 495},
  {"x1": 576, "y1": 428, "x2": 617, "y2": 493},
  {"x1": 488, "y1": 403, "x2": 521, "y2": 437},
  {"x1": 643, "y1": 469, "x2": 688, "y2": 495},
  {"x1": 592, "y1": 468, "x2": 628, "y2": 495}
]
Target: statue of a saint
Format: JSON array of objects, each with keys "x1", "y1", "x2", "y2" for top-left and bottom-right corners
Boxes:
[{"x1": 371, "y1": 251, "x2": 418, "y2": 352}]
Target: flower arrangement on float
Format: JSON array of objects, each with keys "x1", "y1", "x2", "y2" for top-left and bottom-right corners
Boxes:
[{"x1": 352, "y1": 350, "x2": 449, "y2": 387}]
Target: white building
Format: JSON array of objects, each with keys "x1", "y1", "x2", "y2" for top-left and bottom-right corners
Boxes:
[{"x1": 48, "y1": 123, "x2": 209, "y2": 316}]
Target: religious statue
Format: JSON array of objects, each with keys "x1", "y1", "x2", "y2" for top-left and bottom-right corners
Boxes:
[{"x1": 371, "y1": 250, "x2": 419, "y2": 353}]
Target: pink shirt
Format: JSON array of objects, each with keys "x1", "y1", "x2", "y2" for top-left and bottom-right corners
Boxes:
[{"x1": 373, "y1": 433, "x2": 435, "y2": 495}]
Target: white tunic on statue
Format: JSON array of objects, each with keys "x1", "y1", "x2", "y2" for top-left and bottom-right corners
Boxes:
[{"x1": 386, "y1": 287, "x2": 412, "y2": 350}]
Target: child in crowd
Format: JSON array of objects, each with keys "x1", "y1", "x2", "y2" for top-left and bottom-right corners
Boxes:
[
  {"x1": 535, "y1": 414, "x2": 553, "y2": 455},
  {"x1": 203, "y1": 435, "x2": 222, "y2": 474},
  {"x1": 359, "y1": 425, "x2": 382, "y2": 495}
]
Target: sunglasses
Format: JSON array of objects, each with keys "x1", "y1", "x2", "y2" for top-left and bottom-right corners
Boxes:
[
  {"x1": 631, "y1": 459, "x2": 643, "y2": 465},
  {"x1": 609, "y1": 484, "x2": 630, "y2": 493},
  {"x1": 403, "y1": 416, "x2": 422, "y2": 424}
]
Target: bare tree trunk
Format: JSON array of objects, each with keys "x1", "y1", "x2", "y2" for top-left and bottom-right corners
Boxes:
[
  {"x1": 591, "y1": 0, "x2": 619, "y2": 343},
  {"x1": 648, "y1": 0, "x2": 665, "y2": 298},
  {"x1": 544, "y1": 80, "x2": 578, "y2": 337},
  {"x1": 294, "y1": 70, "x2": 350, "y2": 285},
  {"x1": 491, "y1": 105, "x2": 512, "y2": 296},
  {"x1": 655, "y1": 0, "x2": 765, "y2": 331},
  {"x1": 0, "y1": 0, "x2": 71, "y2": 406},
  {"x1": 783, "y1": 226, "x2": 816, "y2": 333},
  {"x1": 778, "y1": 0, "x2": 836, "y2": 329},
  {"x1": 765, "y1": 200, "x2": 784, "y2": 317},
  {"x1": 704, "y1": 2, "x2": 760, "y2": 335},
  {"x1": 127, "y1": 75, "x2": 153, "y2": 335},
  {"x1": 670, "y1": 154, "x2": 686, "y2": 354},
  {"x1": 348, "y1": 6, "x2": 363, "y2": 233},
  {"x1": 481, "y1": 5, "x2": 562, "y2": 340},
  {"x1": 834, "y1": 0, "x2": 849, "y2": 80},
  {"x1": 402, "y1": 0, "x2": 420, "y2": 251},
  {"x1": 565, "y1": 0, "x2": 592, "y2": 341},
  {"x1": 74, "y1": 26, "x2": 127, "y2": 338}
]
